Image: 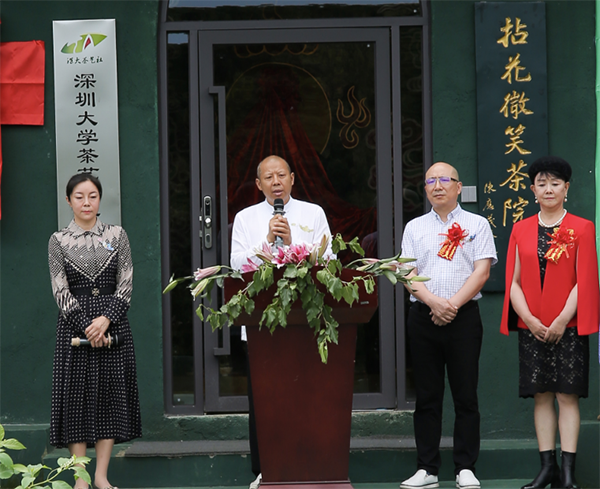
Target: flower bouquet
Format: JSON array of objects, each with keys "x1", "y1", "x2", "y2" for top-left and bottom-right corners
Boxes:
[{"x1": 163, "y1": 234, "x2": 428, "y2": 363}]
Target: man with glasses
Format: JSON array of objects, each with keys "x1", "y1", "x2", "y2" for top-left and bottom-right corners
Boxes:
[{"x1": 399, "y1": 162, "x2": 497, "y2": 489}]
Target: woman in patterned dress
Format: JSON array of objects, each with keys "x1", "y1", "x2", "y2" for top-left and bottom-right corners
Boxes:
[
  {"x1": 48, "y1": 173, "x2": 141, "y2": 489},
  {"x1": 500, "y1": 157, "x2": 599, "y2": 489}
]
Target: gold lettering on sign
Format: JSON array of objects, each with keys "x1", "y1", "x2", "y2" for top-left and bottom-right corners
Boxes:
[
  {"x1": 503, "y1": 196, "x2": 529, "y2": 226},
  {"x1": 484, "y1": 182, "x2": 497, "y2": 194},
  {"x1": 497, "y1": 17, "x2": 529, "y2": 48},
  {"x1": 501, "y1": 53, "x2": 532, "y2": 84},
  {"x1": 500, "y1": 159, "x2": 528, "y2": 191},
  {"x1": 504, "y1": 125, "x2": 531, "y2": 155},
  {"x1": 500, "y1": 90, "x2": 533, "y2": 119}
]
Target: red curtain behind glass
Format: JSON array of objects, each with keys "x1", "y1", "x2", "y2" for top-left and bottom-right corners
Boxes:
[{"x1": 226, "y1": 66, "x2": 376, "y2": 247}]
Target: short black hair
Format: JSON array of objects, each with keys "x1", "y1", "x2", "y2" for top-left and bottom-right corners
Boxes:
[
  {"x1": 66, "y1": 173, "x2": 103, "y2": 200},
  {"x1": 528, "y1": 156, "x2": 572, "y2": 183}
]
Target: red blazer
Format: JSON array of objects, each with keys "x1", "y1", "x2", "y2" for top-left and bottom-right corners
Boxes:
[{"x1": 500, "y1": 213, "x2": 599, "y2": 336}]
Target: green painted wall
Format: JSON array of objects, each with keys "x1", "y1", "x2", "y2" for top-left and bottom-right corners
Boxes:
[
  {"x1": 0, "y1": 0, "x2": 164, "y2": 436},
  {"x1": 431, "y1": 0, "x2": 599, "y2": 439},
  {"x1": 0, "y1": 0, "x2": 597, "y2": 458}
]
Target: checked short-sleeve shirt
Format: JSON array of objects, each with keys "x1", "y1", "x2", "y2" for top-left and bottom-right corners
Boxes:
[{"x1": 401, "y1": 204, "x2": 497, "y2": 302}]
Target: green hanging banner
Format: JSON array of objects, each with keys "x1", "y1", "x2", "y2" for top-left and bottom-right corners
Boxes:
[{"x1": 475, "y1": 2, "x2": 548, "y2": 290}]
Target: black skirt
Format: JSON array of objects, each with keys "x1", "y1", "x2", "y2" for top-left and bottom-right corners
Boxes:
[{"x1": 518, "y1": 327, "x2": 589, "y2": 398}]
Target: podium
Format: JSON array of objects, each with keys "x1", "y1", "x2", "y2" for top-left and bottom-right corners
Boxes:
[{"x1": 225, "y1": 268, "x2": 378, "y2": 489}]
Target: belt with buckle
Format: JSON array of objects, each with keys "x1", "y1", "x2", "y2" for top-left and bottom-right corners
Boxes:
[{"x1": 71, "y1": 286, "x2": 116, "y2": 297}]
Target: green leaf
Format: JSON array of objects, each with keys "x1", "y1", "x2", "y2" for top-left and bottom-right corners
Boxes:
[
  {"x1": 277, "y1": 307, "x2": 288, "y2": 328},
  {"x1": 382, "y1": 270, "x2": 398, "y2": 285},
  {"x1": 0, "y1": 452, "x2": 13, "y2": 467},
  {"x1": 57, "y1": 457, "x2": 72, "y2": 467},
  {"x1": 315, "y1": 269, "x2": 331, "y2": 287},
  {"x1": 52, "y1": 482, "x2": 72, "y2": 489},
  {"x1": 162, "y1": 275, "x2": 190, "y2": 294},
  {"x1": 21, "y1": 476, "x2": 35, "y2": 487},
  {"x1": 0, "y1": 425, "x2": 4, "y2": 440},
  {"x1": 364, "y1": 277, "x2": 375, "y2": 295},
  {"x1": 283, "y1": 266, "x2": 297, "y2": 278},
  {"x1": 318, "y1": 339, "x2": 328, "y2": 363},
  {"x1": 341, "y1": 285, "x2": 355, "y2": 306},
  {"x1": 397, "y1": 256, "x2": 417, "y2": 263},
  {"x1": 261, "y1": 266, "x2": 274, "y2": 288},
  {"x1": 25, "y1": 464, "x2": 44, "y2": 476},
  {"x1": 12, "y1": 464, "x2": 28, "y2": 473},
  {"x1": 410, "y1": 275, "x2": 431, "y2": 282},
  {"x1": 72, "y1": 456, "x2": 90, "y2": 465},
  {"x1": 347, "y1": 237, "x2": 365, "y2": 256},
  {"x1": 0, "y1": 465, "x2": 14, "y2": 479},
  {"x1": 73, "y1": 466, "x2": 92, "y2": 484},
  {"x1": 332, "y1": 233, "x2": 346, "y2": 254},
  {"x1": 328, "y1": 277, "x2": 343, "y2": 301},
  {"x1": 1, "y1": 439, "x2": 25, "y2": 451},
  {"x1": 296, "y1": 264, "x2": 309, "y2": 278},
  {"x1": 243, "y1": 298, "x2": 255, "y2": 315},
  {"x1": 327, "y1": 259, "x2": 342, "y2": 275},
  {"x1": 196, "y1": 304, "x2": 204, "y2": 321}
]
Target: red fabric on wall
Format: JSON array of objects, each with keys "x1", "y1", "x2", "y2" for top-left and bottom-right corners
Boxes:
[
  {"x1": 0, "y1": 40, "x2": 45, "y2": 125},
  {"x1": 0, "y1": 39, "x2": 45, "y2": 219}
]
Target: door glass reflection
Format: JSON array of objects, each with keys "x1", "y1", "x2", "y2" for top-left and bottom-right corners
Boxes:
[
  {"x1": 213, "y1": 41, "x2": 381, "y2": 396},
  {"x1": 167, "y1": 33, "x2": 195, "y2": 405}
]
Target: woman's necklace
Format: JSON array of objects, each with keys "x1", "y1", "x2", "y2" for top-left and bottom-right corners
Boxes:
[{"x1": 538, "y1": 209, "x2": 567, "y2": 228}]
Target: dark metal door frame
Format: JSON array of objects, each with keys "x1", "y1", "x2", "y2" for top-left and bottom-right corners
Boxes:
[
  {"x1": 159, "y1": 1, "x2": 432, "y2": 415},
  {"x1": 198, "y1": 27, "x2": 395, "y2": 413}
]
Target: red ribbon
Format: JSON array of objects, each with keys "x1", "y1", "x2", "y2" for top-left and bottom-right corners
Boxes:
[
  {"x1": 438, "y1": 222, "x2": 469, "y2": 261},
  {"x1": 544, "y1": 227, "x2": 576, "y2": 264}
]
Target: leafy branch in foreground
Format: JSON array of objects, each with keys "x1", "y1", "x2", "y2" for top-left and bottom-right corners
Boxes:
[
  {"x1": 163, "y1": 234, "x2": 428, "y2": 363},
  {"x1": 0, "y1": 424, "x2": 91, "y2": 489}
]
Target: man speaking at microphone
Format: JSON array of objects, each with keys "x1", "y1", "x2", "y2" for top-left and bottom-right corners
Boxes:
[{"x1": 230, "y1": 154, "x2": 334, "y2": 489}]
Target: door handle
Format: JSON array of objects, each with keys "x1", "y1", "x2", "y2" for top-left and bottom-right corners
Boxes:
[{"x1": 202, "y1": 195, "x2": 213, "y2": 249}]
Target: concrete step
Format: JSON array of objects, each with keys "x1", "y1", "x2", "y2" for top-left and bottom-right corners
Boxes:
[
  {"x1": 76, "y1": 483, "x2": 532, "y2": 489},
  {"x1": 40, "y1": 423, "x2": 600, "y2": 489},
  {"x1": 42, "y1": 438, "x2": 540, "y2": 488}
]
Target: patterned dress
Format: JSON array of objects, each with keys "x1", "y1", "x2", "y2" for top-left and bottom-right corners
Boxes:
[
  {"x1": 517, "y1": 223, "x2": 589, "y2": 398},
  {"x1": 48, "y1": 219, "x2": 142, "y2": 448}
]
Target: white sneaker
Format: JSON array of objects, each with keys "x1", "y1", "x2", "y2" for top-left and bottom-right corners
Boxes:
[
  {"x1": 400, "y1": 469, "x2": 439, "y2": 489},
  {"x1": 249, "y1": 473, "x2": 262, "y2": 489},
  {"x1": 456, "y1": 469, "x2": 480, "y2": 489}
]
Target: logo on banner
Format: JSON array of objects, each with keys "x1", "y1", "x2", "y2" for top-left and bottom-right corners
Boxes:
[{"x1": 61, "y1": 33, "x2": 107, "y2": 54}]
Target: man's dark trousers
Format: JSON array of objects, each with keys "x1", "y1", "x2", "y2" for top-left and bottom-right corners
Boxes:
[{"x1": 407, "y1": 300, "x2": 483, "y2": 476}]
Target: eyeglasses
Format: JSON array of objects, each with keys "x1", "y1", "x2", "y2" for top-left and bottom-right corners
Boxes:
[{"x1": 425, "y1": 176, "x2": 459, "y2": 186}]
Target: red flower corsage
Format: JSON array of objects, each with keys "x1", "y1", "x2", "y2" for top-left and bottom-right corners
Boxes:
[
  {"x1": 438, "y1": 222, "x2": 469, "y2": 261},
  {"x1": 544, "y1": 227, "x2": 577, "y2": 264}
]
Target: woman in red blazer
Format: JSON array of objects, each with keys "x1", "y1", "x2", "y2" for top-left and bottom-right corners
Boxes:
[{"x1": 501, "y1": 156, "x2": 599, "y2": 489}]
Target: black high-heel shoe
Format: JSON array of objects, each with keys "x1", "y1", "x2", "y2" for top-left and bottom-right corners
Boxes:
[
  {"x1": 521, "y1": 450, "x2": 561, "y2": 489},
  {"x1": 561, "y1": 451, "x2": 579, "y2": 489}
]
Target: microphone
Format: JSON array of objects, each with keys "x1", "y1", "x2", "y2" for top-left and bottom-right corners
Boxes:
[
  {"x1": 71, "y1": 333, "x2": 122, "y2": 348},
  {"x1": 273, "y1": 198, "x2": 286, "y2": 249}
]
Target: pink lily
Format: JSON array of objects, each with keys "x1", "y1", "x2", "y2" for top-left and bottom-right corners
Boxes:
[
  {"x1": 194, "y1": 265, "x2": 221, "y2": 281},
  {"x1": 289, "y1": 243, "x2": 311, "y2": 263},
  {"x1": 191, "y1": 279, "x2": 209, "y2": 298},
  {"x1": 317, "y1": 234, "x2": 330, "y2": 259},
  {"x1": 254, "y1": 242, "x2": 276, "y2": 263},
  {"x1": 353, "y1": 258, "x2": 379, "y2": 271},
  {"x1": 241, "y1": 258, "x2": 260, "y2": 273}
]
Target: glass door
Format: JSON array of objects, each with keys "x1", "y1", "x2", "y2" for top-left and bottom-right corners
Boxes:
[{"x1": 197, "y1": 28, "x2": 396, "y2": 412}]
